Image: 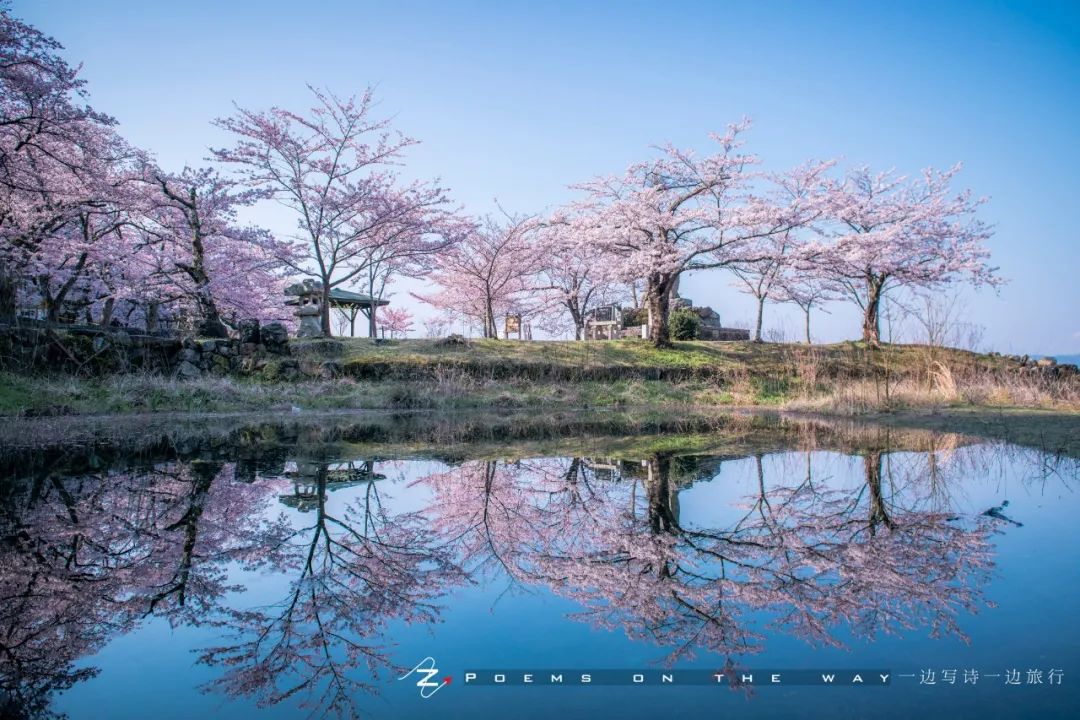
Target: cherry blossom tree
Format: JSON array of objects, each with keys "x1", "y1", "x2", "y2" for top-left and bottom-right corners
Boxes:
[
  {"x1": 728, "y1": 231, "x2": 800, "y2": 343},
  {"x1": 569, "y1": 123, "x2": 830, "y2": 347},
  {"x1": 378, "y1": 305, "x2": 413, "y2": 338},
  {"x1": 815, "y1": 165, "x2": 998, "y2": 345},
  {"x1": 136, "y1": 165, "x2": 295, "y2": 334},
  {"x1": 534, "y1": 215, "x2": 629, "y2": 339},
  {"x1": 413, "y1": 213, "x2": 541, "y2": 338},
  {"x1": 212, "y1": 87, "x2": 453, "y2": 336},
  {"x1": 0, "y1": 7, "x2": 136, "y2": 322},
  {"x1": 348, "y1": 196, "x2": 462, "y2": 338},
  {"x1": 772, "y1": 264, "x2": 839, "y2": 345}
]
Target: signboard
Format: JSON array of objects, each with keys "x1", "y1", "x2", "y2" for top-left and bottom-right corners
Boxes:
[
  {"x1": 504, "y1": 315, "x2": 521, "y2": 337},
  {"x1": 592, "y1": 305, "x2": 618, "y2": 323}
]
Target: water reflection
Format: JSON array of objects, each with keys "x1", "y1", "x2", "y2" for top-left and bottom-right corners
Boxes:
[
  {"x1": 421, "y1": 449, "x2": 997, "y2": 664},
  {"x1": 0, "y1": 416, "x2": 1075, "y2": 719}
]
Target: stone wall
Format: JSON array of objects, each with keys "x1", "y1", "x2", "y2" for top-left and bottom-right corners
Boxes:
[{"x1": 0, "y1": 317, "x2": 300, "y2": 379}]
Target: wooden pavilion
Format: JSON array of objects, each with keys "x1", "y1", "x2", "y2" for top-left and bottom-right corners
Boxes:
[
  {"x1": 328, "y1": 289, "x2": 389, "y2": 337},
  {"x1": 286, "y1": 286, "x2": 389, "y2": 337}
]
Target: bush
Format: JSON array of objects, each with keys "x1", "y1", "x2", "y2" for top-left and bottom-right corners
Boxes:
[
  {"x1": 669, "y1": 309, "x2": 700, "y2": 340},
  {"x1": 621, "y1": 307, "x2": 647, "y2": 328}
]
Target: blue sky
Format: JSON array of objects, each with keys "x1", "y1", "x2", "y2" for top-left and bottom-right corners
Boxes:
[{"x1": 17, "y1": 0, "x2": 1080, "y2": 353}]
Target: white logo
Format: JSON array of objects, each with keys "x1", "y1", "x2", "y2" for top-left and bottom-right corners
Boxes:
[{"x1": 399, "y1": 656, "x2": 451, "y2": 698}]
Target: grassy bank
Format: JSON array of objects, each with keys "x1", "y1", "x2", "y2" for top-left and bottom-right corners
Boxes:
[{"x1": 2, "y1": 339, "x2": 1078, "y2": 455}]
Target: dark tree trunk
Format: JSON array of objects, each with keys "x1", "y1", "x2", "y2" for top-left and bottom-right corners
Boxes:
[
  {"x1": 99, "y1": 297, "x2": 115, "y2": 327},
  {"x1": 864, "y1": 450, "x2": 894, "y2": 534},
  {"x1": 368, "y1": 304, "x2": 378, "y2": 339},
  {"x1": 646, "y1": 273, "x2": 674, "y2": 348},
  {"x1": 862, "y1": 276, "x2": 884, "y2": 345},
  {"x1": 44, "y1": 252, "x2": 89, "y2": 323},
  {"x1": 804, "y1": 307, "x2": 812, "y2": 345},
  {"x1": 146, "y1": 302, "x2": 160, "y2": 334},
  {"x1": 0, "y1": 262, "x2": 16, "y2": 319},
  {"x1": 646, "y1": 455, "x2": 678, "y2": 535},
  {"x1": 162, "y1": 182, "x2": 230, "y2": 338},
  {"x1": 194, "y1": 285, "x2": 228, "y2": 338},
  {"x1": 484, "y1": 296, "x2": 497, "y2": 339},
  {"x1": 320, "y1": 281, "x2": 332, "y2": 336}
]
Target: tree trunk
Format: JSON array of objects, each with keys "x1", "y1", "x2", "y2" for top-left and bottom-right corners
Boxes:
[
  {"x1": 44, "y1": 252, "x2": 88, "y2": 323},
  {"x1": 320, "y1": 281, "x2": 332, "y2": 336},
  {"x1": 646, "y1": 274, "x2": 674, "y2": 348},
  {"x1": 99, "y1": 297, "x2": 115, "y2": 327},
  {"x1": 864, "y1": 450, "x2": 894, "y2": 534},
  {"x1": 804, "y1": 307, "x2": 812, "y2": 345},
  {"x1": 183, "y1": 195, "x2": 229, "y2": 338},
  {"x1": 0, "y1": 262, "x2": 16, "y2": 319},
  {"x1": 646, "y1": 455, "x2": 678, "y2": 535},
  {"x1": 194, "y1": 284, "x2": 228, "y2": 338},
  {"x1": 368, "y1": 303, "x2": 378, "y2": 338},
  {"x1": 753, "y1": 295, "x2": 765, "y2": 342},
  {"x1": 568, "y1": 304, "x2": 584, "y2": 341},
  {"x1": 484, "y1": 296, "x2": 497, "y2": 339},
  {"x1": 862, "y1": 276, "x2": 883, "y2": 345}
]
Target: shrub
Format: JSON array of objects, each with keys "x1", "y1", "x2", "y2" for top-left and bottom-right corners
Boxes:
[
  {"x1": 669, "y1": 309, "x2": 700, "y2": 340},
  {"x1": 621, "y1": 307, "x2": 647, "y2": 328}
]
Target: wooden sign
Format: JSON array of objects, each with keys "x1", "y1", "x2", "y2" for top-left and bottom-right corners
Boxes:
[{"x1": 504, "y1": 314, "x2": 521, "y2": 338}]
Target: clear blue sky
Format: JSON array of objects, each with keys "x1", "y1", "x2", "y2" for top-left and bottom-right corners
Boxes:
[{"x1": 17, "y1": 0, "x2": 1080, "y2": 353}]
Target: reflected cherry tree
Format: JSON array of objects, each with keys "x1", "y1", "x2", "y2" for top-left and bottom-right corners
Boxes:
[
  {"x1": 193, "y1": 456, "x2": 467, "y2": 719},
  {"x1": 418, "y1": 446, "x2": 1000, "y2": 666},
  {"x1": 0, "y1": 454, "x2": 465, "y2": 720},
  {"x1": 0, "y1": 459, "x2": 276, "y2": 718},
  {"x1": 2, "y1": 428, "x2": 1061, "y2": 720}
]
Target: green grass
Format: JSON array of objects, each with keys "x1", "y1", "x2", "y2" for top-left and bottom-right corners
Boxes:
[
  {"x1": 3, "y1": 339, "x2": 1075, "y2": 454},
  {"x1": 299, "y1": 336, "x2": 1024, "y2": 384}
]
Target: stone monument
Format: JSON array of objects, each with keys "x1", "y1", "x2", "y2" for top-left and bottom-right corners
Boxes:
[{"x1": 285, "y1": 279, "x2": 325, "y2": 338}]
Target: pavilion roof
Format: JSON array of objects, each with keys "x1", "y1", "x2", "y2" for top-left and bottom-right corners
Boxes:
[
  {"x1": 327, "y1": 289, "x2": 390, "y2": 308},
  {"x1": 286, "y1": 288, "x2": 389, "y2": 308}
]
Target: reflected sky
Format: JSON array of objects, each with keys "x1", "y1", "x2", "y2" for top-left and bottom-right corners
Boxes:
[{"x1": 0, "y1": 417, "x2": 1076, "y2": 719}]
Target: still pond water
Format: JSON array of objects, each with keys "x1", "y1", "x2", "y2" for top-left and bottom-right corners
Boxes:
[{"x1": 0, "y1": 413, "x2": 1076, "y2": 719}]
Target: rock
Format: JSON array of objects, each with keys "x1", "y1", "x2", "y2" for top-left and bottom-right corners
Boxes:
[
  {"x1": 304, "y1": 338, "x2": 345, "y2": 356},
  {"x1": 201, "y1": 340, "x2": 217, "y2": 354},
  {"x1": 436, "y1": 333, "x2": 468, "y2": 347},
  {"x1": 175, "y1": 360, "x2": 202, "y2": 380},
  {"x1": 237, "y1": 318, "x2": 261, "y2": 345},
  {"x1": 259, "y1": 358, "x2": 297, "y2": 381},
  {"x1": 239, "y1": 342, "x2": 258, "y2": 356},
  {"x1": 179, "y1": 347, "x2": 200, "y2": 363},
  {"x1": 182, "y1": 336, "x2": 199, "y2": 350},
  {"x1": 112, "y1": 330, "x2": 132, "y2": 347},
  {"x1": 319, "y1": 361, "x2": 342, "y2": 380},
  {"x1": 262, "y1": 322, "x2": 289, "y2": 351},
  {"x1": 209, "y1": 354, "x2": 231, "y2": 375},
  {"x1": 1036, "y1": 357, "x2": 1056, "y2": 367}
]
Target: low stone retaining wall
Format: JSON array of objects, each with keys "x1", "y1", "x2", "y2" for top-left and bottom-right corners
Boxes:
[{"x1": 0, "y1": 318, "x2": 302, "y2": 379}]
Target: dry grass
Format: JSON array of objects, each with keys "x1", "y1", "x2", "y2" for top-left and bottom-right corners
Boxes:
[
  {"x1": 783, "y1": 360, "x2": 1080, "y2": 415},
  {"x1": 4, "y1": 340, "x2": 1076, "y2": 419}
]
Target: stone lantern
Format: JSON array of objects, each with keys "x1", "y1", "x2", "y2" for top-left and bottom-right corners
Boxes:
[{"x1": 285, "y1": 279, "x2": 325, "y2": 338}]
